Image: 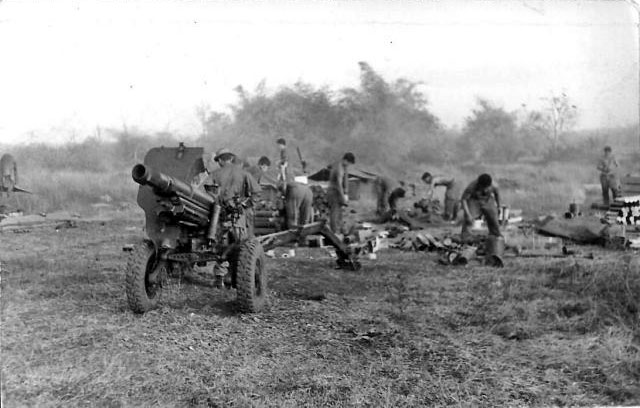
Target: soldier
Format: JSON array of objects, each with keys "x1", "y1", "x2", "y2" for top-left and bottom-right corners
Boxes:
[
  {"x1": 276, "y1": 138, "x2": 288, "y2": 182},
  {"x1": 597, "y1": 146, "x2": 621, "y2": 206},
  {"x1": 282, "y1": 181, "x2": 314, "y2": 229},
  {"x1": 327, "y1": 152, "x2": 355, "y2": 234},
  {"x1": 208, "y1": 148, "x2": 260, "y2": 206},
  {"x1": 387, "y1": 186, "x2": 406, "y2": 219},
  {"x1": 253, "y1": 156, "x2": 282, "y2": 206},
  {"x1": 460, "y1": 173, "x2": 502, "y2": 241},
  {"x1": 256, "y1": 156, "x2": 278, "y2": 186},
  {"x1": 421, "y1": 172, "x2": 461, "y2": 221},
  {"x1": 0, "y1": 153, "x2": 18, "y2": 196},
  {"x1": 205, "y1": 148, "x2": 261, "y2": 287},
  {"x1": 375, "y1": 176, "x2": 400, "y2": 216}
]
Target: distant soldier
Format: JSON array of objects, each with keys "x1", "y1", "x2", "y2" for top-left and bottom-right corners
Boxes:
[
  {"x1": 282, "y1": 182, "x2": 314, "y2": 229},
  {"x1": 327, "y1": 152, "x2": 355, "y2": 234},
  {"x1": 421, "y1": 172, "x2": 461, "y2": 221},
  {"x1": 387, "y1": 187, "x2": 406, "y2": 218},
  {"x1": 460, "y1": 173, "x2": 502, "y2": 241},
  {"x1": 253, "y1": 156, "x2": 282, "y2": 206},
  {"x1": 596, "y1": 146, "x2": 621, "y2": 206},
  {"x1": 256, "y1": 156, "x2": 279, "y2": 186},
  {"x1": 0, "y1": 153, "x2": 18, "y2": 195},
  {"x1": 258, "y1": 156, "x2": 271, "y2": 175},
  {"x1": 276, "y1": 138, "x2": 288, "y2": 182},
  {"x1": 375, "y1": 176, "x2": 400, "y2": 216}
]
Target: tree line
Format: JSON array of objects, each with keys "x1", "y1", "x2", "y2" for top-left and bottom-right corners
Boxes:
[{"x1": 6, "y1": 62, "x2": 636, "y2": 175}]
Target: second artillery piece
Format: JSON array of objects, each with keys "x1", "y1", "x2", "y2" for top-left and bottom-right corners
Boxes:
[{"x1": 126, "y1": 144, "x2": 360, "y2": 314}]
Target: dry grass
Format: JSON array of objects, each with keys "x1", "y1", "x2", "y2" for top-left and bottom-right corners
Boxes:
[
  {"x1": 409, "y1": 160, "x2": 604, "y2": 216},
  {"x1": 2, "y1": 169, "x2": 137, "y2": 214},
  {"x1": 1, "y1": 214, "x2": 638, "y2": 406},
  {"x1": 0, "y1": 154, "x2": 604, "y2": 218}
]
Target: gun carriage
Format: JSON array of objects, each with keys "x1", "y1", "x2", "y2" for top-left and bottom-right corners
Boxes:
[{"x1": 126, "y1": 144, "x2": 360, "y2": 314}]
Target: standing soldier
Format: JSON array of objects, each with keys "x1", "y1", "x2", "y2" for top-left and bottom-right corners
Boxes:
[
  {"x1": 276, "y1": 138, "x2": 288, "y2": 182},
  {"x1": 327, "y1": 152, "x2": 355, "y2": 234},
  {"x1": 207, "y1": 148, "x2": 261, "y2": 237},
  {"x1": 205, "y1": 148, "x2": 261, "y2": 287},
  {"x1": 421, "y1": 172, "x2": 461, "y2": 221},
  {"x1": 0, "y1": 153, "x2": 18, "y2": 196},
  {"x1": 375, "y1": 176, "x2": 400, "y2": 216},
  {"x1": 282, "y1": 182, "x2": 314, "y2": 229},
  {"x1": 460, "y1": 173, "x2": 502, "y2": 241},
  {"x1": 597, "y1": 146, "x2": 621, "y2": 206}
]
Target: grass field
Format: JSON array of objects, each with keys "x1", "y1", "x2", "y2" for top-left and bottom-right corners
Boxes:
[
  {"x1": 2, "y1": 212, "x2": 639, "y2": 407},
  {"x1": 2, "y1": 158, "x2": 622, "y2": 218}
]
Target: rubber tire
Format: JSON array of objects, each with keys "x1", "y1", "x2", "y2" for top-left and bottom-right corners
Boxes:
[
  {"x1": 126, "y1": 241, "x2": 162, "y2": 313},
  {"x1": 236, "y1": 238, "x2": 267, "y2": 313}
]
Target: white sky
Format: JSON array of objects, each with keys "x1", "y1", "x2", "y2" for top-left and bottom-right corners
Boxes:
[{"x1": 0, "y1": 0, "x2": 638, "y2": 144}]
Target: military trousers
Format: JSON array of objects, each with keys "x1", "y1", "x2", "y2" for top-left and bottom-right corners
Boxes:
[
  {"x1": 600, "y1": 173, "x2": 621, "y2": 207},
  {"x1": 461, "y1": 199, "x2": 501, "y2": 239}
]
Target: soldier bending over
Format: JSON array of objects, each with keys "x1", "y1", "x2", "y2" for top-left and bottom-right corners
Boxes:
[{"x1": 460, "y1": 173, "x2": 501, "y2": 242}]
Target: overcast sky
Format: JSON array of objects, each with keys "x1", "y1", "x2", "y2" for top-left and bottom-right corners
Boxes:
[{"x1": 0, "y1": 0, "x2": 638, "y2": 144}]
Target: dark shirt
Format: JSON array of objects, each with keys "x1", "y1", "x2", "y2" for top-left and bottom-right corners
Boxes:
[
  {"x1": 388, "y1": 187, "x2": 406, "y2": 210},
  {"x1": 461, "y1": 179, "x2": 499, "y2": 205},
  {"x1": 207, "y1": 165, "x2": 260, "y2": 205},
  {"x1": 597, "y1": 154, "x2": 618, "y2": 175}
]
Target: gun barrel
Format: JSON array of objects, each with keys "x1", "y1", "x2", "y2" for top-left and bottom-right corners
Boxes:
[{"x1": 132, "y1": 164, "x2": 215, "y2": 209}]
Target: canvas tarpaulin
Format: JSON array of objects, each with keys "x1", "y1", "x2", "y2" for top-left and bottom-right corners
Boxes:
[{"x1": 536, "y1": 217, "x2": 611, "y2": 244}]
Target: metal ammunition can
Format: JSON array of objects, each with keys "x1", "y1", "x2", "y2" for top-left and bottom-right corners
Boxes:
[
  {"x1": 501, "y1": 206, "x2": 510, "y2": 225},
  {"x1": 485, "y1": 235, "x2": 505, "y2": 257}
]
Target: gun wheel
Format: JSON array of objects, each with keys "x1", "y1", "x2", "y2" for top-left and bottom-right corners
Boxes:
[
  {"x1": 125, "y1": 241, "x2": 164, "y2": 313},
  {"x1": 236, "y1": 238, "x2": 267, "y2": 313}
]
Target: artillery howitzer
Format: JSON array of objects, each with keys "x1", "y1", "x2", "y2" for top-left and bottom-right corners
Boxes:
[{"x1": 126, "y1": 144, "x2": 360, "y2": 314}]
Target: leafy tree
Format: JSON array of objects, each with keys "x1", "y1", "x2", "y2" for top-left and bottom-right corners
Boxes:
[
  {"x1": 197, "y1": 62, "x2": 442, "y2": 171},
  {"x1": 459, "y1": 98, "x2": 521, "y2": 162}
]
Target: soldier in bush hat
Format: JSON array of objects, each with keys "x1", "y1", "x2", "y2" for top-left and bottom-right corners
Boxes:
[
  {"x1": 204, "y1": 147, "x2": 260, "y2": 287},
  {"x1": 213, "y1": 148, "x2": 234, "y2": 163}
]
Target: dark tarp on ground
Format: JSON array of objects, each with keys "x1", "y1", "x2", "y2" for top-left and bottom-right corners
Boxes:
[{"x1": 536, "y1": 217, "x2": 610, "y2": 244}]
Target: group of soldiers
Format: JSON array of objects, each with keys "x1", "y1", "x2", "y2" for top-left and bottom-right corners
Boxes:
[
  {"x1": 193, "y1": 138, "x2": 505, "y2": 244},
  {"x1": 374, "y1": 145, "x2": 624, "y2": 242},
  {"x1": 376, "y1": 170, "x2": 503, "y2": 242},
  {"x1": 192, "y1": 139, "x2": 355, "y2": 241},
  {"x1": 193, "y1": 139, "x2": 622, "y2": 249}
]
